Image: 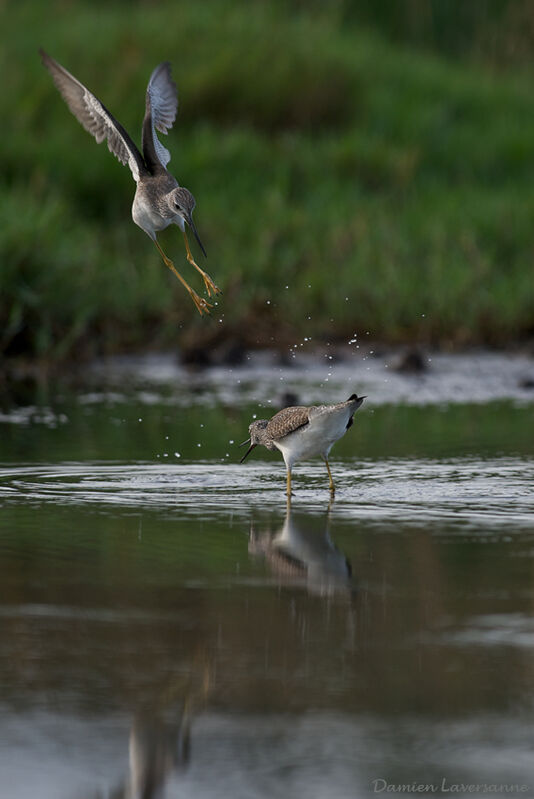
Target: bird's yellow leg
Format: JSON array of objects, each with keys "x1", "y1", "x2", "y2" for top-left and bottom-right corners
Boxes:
[
  {"x1": 153, "y1": 239, "x2": 212, "y2": 316},
  {"x1": 183, "y1": 231, "x2": 221, "y2": 297},
  {"x1": 323, "y1": 457, "x2": 335, "y2": 494},
  {"x1": 286, "y1": 469, "x2": 292, "y2": 498}
]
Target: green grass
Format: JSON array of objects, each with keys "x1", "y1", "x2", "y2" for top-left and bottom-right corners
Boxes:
[{"x1": 1, "y1": 0, "x2": 534, "y2": 361}]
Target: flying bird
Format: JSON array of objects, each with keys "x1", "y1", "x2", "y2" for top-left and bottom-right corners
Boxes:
[{"x1": 40, "y1": 49, "x2": 220, "y2": 315}]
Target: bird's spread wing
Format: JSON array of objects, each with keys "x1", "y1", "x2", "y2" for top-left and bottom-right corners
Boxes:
[
  {"x1": 143, "y1": 62, "x2": 178, "y2": 171},
  {"x1": 40, "y1": 49, "x2": 146, "y2": 182},
  {"x1": 266, "y1": 407, "x2": 310, "y2": 441}
]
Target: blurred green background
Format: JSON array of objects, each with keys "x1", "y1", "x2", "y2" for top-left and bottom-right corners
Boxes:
[{"x1": 2, "y1": 0, "x2": 534, "y2": 363}]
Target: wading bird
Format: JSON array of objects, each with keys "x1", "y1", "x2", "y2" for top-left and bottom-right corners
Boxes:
[
  {"x1": 40, "y1": 50, "x2": 220, "y2": 315},
  {"x1": 240, "y1": 394, "x2": 365, "y2": 497}
]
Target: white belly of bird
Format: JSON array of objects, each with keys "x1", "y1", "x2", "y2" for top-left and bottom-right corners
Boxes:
[
  {"x1": 274, "y1": 407, "x2": 352, "y2": 469},
  {"x1": 132, "y1": 195, "x2": 184, "y2": 236}
]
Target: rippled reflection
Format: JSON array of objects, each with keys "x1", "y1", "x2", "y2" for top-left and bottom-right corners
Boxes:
[
  {"x1": 93, "y1": 663, "x2": 212, "y2": 799},
  {"x1": 100, "y1": 710, "x2": 190, "y2": 799},
  {"x1": 249, "y1": 501, "x2": 354, "y2": 597}
]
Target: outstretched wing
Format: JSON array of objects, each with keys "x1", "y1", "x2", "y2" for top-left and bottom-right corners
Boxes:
[
  {"x1": 142, "y1": 62, "x2": 178, "y2": 172},
  {"x1": 266, "y1": 406, "x2": 310, "y2": 441},
  {"x1": 40, "y1": 49, "x2": 146, "y2": 182}
]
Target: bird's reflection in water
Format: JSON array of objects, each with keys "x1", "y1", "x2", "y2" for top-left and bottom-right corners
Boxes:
[
  {"x1": 88, "y1": 658, "x2": 211, "y2": 799},
  {"x1": 121, "y1": 707, "x2": 189, "y2": 799},
  {"x1": 249, "y1": 500, "x2": 355, "y2": 599},
  {"x1": 77, "y1": 509, "x2": 353, "y2": 799},
  {"x1": 86, "y1": 707, "x2": 189, "y2": 799}
]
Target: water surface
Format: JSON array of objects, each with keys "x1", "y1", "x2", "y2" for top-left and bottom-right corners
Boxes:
[{"x1": 1, "y1": 351, "x2": 533, "y2": 798}]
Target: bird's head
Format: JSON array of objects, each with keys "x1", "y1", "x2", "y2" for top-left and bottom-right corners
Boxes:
[
  {"x1": 169, "y1": 187, "x2": 206, "y2": 256},
  {"x1": 239, "y1": 419, "x2": 269, "y2": 463}
]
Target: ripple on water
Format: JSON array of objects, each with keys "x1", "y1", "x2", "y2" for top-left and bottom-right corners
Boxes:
[{"x1": 0, "y1": 457, "x2": 532, "y2": 528}]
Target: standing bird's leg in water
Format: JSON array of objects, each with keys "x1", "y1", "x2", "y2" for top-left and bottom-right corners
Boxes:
[
  {"x1": 153, "y1": 239, "x2": 212, "y2": 316},
  {"x1": 322, "y1": 456, "x2": 335, "y2": 494},
  {"x1": 182, "y1": 231, "x2": 221, "y2": 298},
  {"x1": 286, "y1": 469, "x2": 292, "y2": 498}
]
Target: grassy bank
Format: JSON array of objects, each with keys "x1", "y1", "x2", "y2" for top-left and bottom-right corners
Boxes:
[{"x1": 2, "y1": 0, "x2": 534, "y2": 361}]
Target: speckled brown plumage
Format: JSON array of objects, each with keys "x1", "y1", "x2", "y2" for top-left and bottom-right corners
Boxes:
[
  {"x1": 265, "y1": 406, "x2": 310, "y2": 441},
  {"x1": 240, "y1": 394, "x2": 366, "y2": 497}
]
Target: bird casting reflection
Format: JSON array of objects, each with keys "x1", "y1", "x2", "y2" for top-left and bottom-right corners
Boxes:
[{"x1": 240, "y1": 393, "x2": 366, "y2": 497}]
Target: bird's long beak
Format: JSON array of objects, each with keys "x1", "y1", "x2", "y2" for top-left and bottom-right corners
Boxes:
[
  {"x1": 239, "y1": 440, "x2": 257, "y2": 463},
  {"x1": 186, "y1": 213, "x2": 207, "y2": 258}
]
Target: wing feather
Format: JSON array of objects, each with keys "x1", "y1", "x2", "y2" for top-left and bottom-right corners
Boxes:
[
  {"x1": 143, "y1": 62, "x2": 178, "y2": 170},
  {"x1": 40, "y1": 49, "x2": 146, "y2": 182},
  {"x1": 266, "y1": 407, "x2": 310, "y2": 441}
]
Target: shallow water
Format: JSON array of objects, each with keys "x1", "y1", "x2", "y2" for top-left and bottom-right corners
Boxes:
[{"x1": 1, "y1": 352, "x2": 533, "y2": 798}]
